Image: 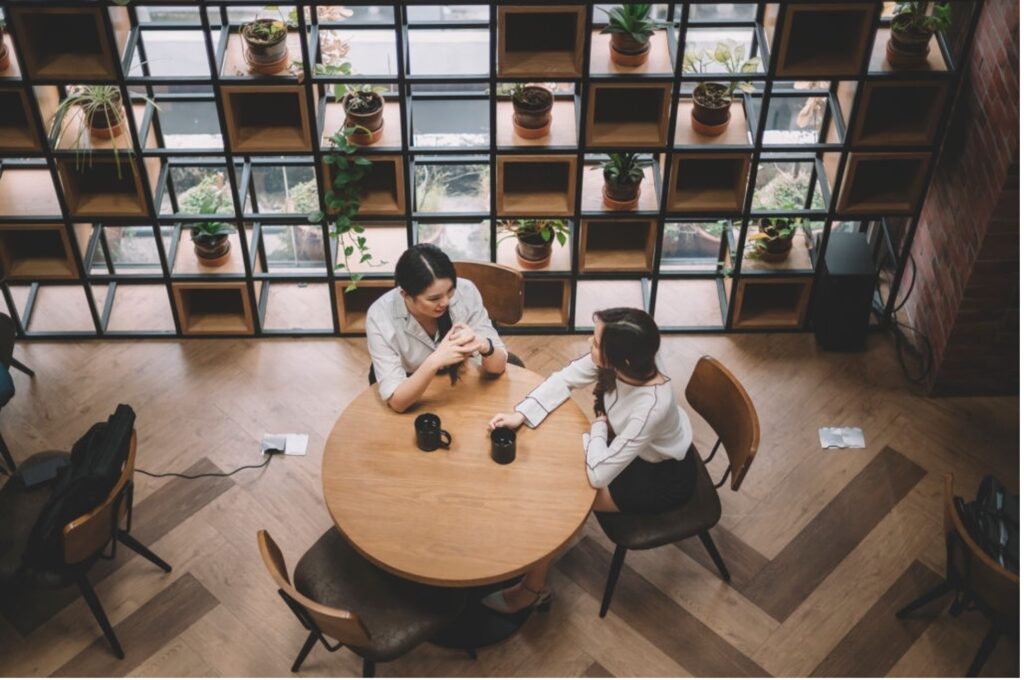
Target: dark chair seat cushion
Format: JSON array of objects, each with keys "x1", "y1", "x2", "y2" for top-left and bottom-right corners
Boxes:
[
  {"x1": 294, "y1": 528, "x2": 465, "y2": 662},
  {"x1": 0, "y1": 451, "x2": 70, "y2": 585},
  {"x1": 0, "y1": 365, "x2": 13, "y2": 407},
  {"x1": 596, "y1": 450, "x2": 722, "y2": 550}
]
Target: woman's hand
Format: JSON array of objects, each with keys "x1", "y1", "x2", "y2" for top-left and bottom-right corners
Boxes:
[
  {"x1": 449, "y1": 322, "x2": 488, "y2": 355},
  {"x1": 594, "y1": 414, "x2": 609, "y2": 425},
  {"x1": 429, "y1": 329, "x2": 475, "y2": 369},
  {"x1": 488, "y1": 412, "x2": 525, "y2": 431}
]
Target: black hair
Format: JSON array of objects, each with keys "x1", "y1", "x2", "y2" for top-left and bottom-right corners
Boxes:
[
  {"x1": 591, "y1": 308, "x2": 661, "y2": 416},
  {"x1": 394, "y1": 243, "x2": 457, "y2": 298}
]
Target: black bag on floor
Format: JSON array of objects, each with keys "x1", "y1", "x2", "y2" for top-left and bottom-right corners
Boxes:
[
  {"x1": 21, "y1": 404, "x2": 136, "y2": 572},
  {"x1": 955, "y1": 475, "x2": 1019, "y2": 574}
]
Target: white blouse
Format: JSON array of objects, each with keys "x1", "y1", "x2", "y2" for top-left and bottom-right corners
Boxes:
[
  {"x1": 514, "y1": 353, "x2": 693, "y2": 489},
  {"x1": 366, "y1": 278, "x2": 506, "y2": 401}
]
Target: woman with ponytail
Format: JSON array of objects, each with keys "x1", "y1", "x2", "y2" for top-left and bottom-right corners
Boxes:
[
  {"x1": 366, "y1": 244, "x2": 508, "y2": 413},
  {"x1": 482, "y1": 307, "x2": 695, "y2": 613}
]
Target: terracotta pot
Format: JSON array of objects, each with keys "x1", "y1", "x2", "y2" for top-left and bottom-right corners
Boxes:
[
  {"x1": 886, "y1": 23, "x2": 932, "y2": 68},
  {"x1": 515, "y1": 232, "x2": 553, "y2": 268},
  {"x1": 610, "y1": 32, "x2": 651, "y2": 67},
  {"x1": 344, "y1": 92, "x2": 385, "y2": 145},
  {"x1": 756, "y1": 220, "x2": 795, "y2": 263},
  {"x1": 691, "y1": 83, "x2": 732, "y2": 136},
  {"x1": 512, "y1": 86, "x2": 553, "y2": 138},
  {"x1": 602, "y1": 176, "x2": 641, "y2": 210},
  {"x1": 87, "y1": 98, "x2": 125, "y2": 140},
  {"x1": 242, "y1": 19, "x2": 289, "y2": 74},
  {"x1": 192, "y1": 232, "x2": 232, "y2": 267}
]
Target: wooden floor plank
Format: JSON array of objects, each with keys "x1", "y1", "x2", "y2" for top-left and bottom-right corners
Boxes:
[
  {"x1": 673, "y1": 523, "x2": 769, "y2": 590},
  {"x1": 51, "y1": 572, "x2": 218, "y2": 677},
  {"x1": 812, "y1": 560, "x2": 945, "y2": 677},
  {"x1": 581, "y1": 660, "x2": 614, "y2": 677}
]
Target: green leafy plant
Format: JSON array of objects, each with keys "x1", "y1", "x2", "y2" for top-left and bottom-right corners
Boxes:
[
  {"x1": 499, "y1": 219, "x2": 569, "y2": 247},
  {"x1": 599, "y1": 4, "x2": 672, "y2": 43},
  {"x1": 50, "y1": 85, "x2": 158, "y2": 178},
  {"x1": 683, "y1": 39, "x2": 759, "y2": 107},
  {"x1": 594, "y1": 152, "x2": 651, "y2": 186},
  {"x1": 343, "y1": 84, "x2": 384, "y2": 112},
  {"x1": 182, "y1": 177, "x2": 235, "y2": 247},
  {"x1": 892, "y1": 1, "x2": 952, "y2": 34},
  {"x1": 308, "y1": 127, "x2": 382, "y2": 291},
  {"x1": 243, "y1": 18, "x2": 286, "y2": 43},
  {"x1": 746, "y1": 217, "x2": 800, "y2": 259}
]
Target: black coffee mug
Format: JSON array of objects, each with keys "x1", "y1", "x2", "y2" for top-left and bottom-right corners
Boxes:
[
  {"x1": 415, "y1": 413, "x2": 451, "y2": 452},
  {"x1": 490, "y1": 426, "x2": 516, "y2": 465}
]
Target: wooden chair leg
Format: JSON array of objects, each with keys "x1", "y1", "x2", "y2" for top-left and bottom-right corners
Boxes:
[
  {"x1": 896, "y1": 581, "x2": 952, "y2": 618},
  {"x1": 117, "y1": 531, "x2": 172, "y2": 573},
  {"x1": 0, "y1": 431, "x2": 16, "y2": 474},
  {"x1": 77, "y1": 575, "x2": 125, "y2": 659},
  {"x1": 362, "y1": 659, "x2": 376, "y2": 677},
  {"x1": 966, "y1": 624, "x2": 1001, "y2": 677},
  {"x1": 291, "y1": 631, "x2": 318, "y2": 673},
  {"x1": 698, "y1": 530, "x2": 731, "y2": 582},
  {"x1": 599, "y1": 545, "x2": 627, "y2": 619}
]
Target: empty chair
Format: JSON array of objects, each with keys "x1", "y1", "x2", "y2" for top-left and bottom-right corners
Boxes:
[
  {"x1": 0, "y1": 428, "x2": 172, "y2": 658},
  {"x1": 453, "y1": 261, "x2": 526, "y2": 367},
  {"x1": 258, "y1": 528, "x2": 467, "y2": 676},
  {"x1": 595, "y1": 355, "x2": 759, "y2": 617},
  {"x1": 896, "y1": 474, "x2": 1019, "y2": 676}
]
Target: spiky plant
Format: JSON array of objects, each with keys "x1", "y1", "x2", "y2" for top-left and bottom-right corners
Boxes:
[
  {"x1": 599, "y1": 4, "x2": 672, "y2": 43},
  {"x1": 598, "y1": 153, "x2": 651, "y2": 187}
]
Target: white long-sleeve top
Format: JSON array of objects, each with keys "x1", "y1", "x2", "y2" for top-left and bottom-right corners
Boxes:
[{"x1": 514, "y1": 353, "x2": 693, "y2": 489}]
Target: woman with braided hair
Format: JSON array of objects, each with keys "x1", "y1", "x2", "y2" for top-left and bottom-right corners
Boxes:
[{"x1": 483, "y1": 307, "x2": 695, "y2": 613}]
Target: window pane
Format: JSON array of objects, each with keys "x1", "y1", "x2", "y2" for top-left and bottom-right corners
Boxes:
[
  {"x1": 753, "y1": 161, "x2": 825, "y2": 211},
  {"x1": 102, "y1": 226, "x2": 172, "y2": 275},
  {"x1": 412, "y1": 99, "x2": 489, "y2": 148},
  {"x1": 661, "y1": 222, "x2": 724, "y2": 272},
  {"x1": 261, "y1": 224, "x2": 328, "y2": 273},
  {"x1": 408, "y1": 29, "x2": 489, "y2": 76},
  {"x1": 164, "y1": 167, "x2": 233, "y2": 216},
  {"x1": 248, "y1": 166, "x2": 317, "y2": 214},
  {"x1": 136, "y1": 6, "x2": 202, "y2": 24},
  {"x1": 417, "y1": 222, "x2": 490, "y2": 261},
  {"x1": 408, "y1": 6, "x2": 489, "y2": 22},
  {"x1": 414, "y1": 163, "x2": 490, "y2": 213},
  {"x1": 689, "y1": 4, "x2": 757, "y2": 21},
  {"x1": 148, "y1": 100, "x2": 223, "y2": 149},
  {"x1": 129, "y1": 30, "x2": 215, "y2": 77},
  {"x1": 343, "y1": 30, "x2": 399, "y2": 76},
  {"x1": 683, "y1": 28, "x2": 761, "y2": 74}
]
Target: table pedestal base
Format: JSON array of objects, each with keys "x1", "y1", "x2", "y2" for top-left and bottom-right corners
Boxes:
[{"x1": 430, "y1": 581, "x2": 535, "y2": 649}]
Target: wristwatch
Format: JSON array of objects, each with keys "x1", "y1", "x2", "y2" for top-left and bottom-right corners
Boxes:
[{"x1": 480, "y1": 337, "x2": 495, "y2": 357}]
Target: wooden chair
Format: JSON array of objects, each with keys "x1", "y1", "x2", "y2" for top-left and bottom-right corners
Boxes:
[
  {"x1": 453, "y1": 261, "x2": 525, "y2": 367},
  {"x1": 896, "y1": 474, "x2": 1019, "y2": 676},
  {"x1": 0, "y1": 312, "x2": 32, "y2": 474},
  {"x1": 258, "y1": 529, "x2": 467, "y2": 677},
  {"x1": 595, "y1": 355, "x2": 759, "y2": 617},
  {"x1": 0, "y1": 431, "x2": 172, "y2": 658}
]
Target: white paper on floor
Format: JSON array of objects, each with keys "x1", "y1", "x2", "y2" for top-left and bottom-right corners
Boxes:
[
  {"x1": 818, "y1": 427, "x2": 866, "y2": 449},
  {"x1": 261, "y1": 433, "x2": 309, "y2": 456}
]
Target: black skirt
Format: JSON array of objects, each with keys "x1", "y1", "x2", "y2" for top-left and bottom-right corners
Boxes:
[{"x1": 607, "y1": 447, "x2": 697, "y2": 514}]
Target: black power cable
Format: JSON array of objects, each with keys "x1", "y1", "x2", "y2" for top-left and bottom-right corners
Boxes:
[
  {"x1": 882, "y1": 253, "x2": 934, "y2": 385},
  {"x1": 137, "y1": 449, "x2": 284, "y2": 480}
]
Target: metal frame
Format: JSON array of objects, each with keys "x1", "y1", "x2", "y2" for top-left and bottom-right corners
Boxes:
[{"x1": 0, "y1": 1, "x2": 982, "y2": 339}]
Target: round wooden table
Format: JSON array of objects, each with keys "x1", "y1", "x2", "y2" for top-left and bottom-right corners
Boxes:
[{"x1": 322, "y1": 363, "x2": 596, "y2": 589}]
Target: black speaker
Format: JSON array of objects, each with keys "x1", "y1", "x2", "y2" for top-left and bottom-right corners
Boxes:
[{"x1": 813, "y1": 232, "x2": 875, "y2": 352}]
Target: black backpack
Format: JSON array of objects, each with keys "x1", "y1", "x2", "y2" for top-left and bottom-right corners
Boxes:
[
  {"x1": 955, "y1": 475, "x2": 1019, "y2": 574},
  {"x1": 21, "y1": 405, "x2": 136, "y2": 572}
]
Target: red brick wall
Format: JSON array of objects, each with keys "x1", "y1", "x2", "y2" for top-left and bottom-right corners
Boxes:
[{"x1": 899, "y1": 0, "x2": 1019, "y2": 396}]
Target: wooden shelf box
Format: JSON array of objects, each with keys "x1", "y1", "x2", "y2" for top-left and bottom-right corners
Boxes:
[
  {"x1": 851, "y1": 81, "x2": 948, "y2": 147},
  {"x1": 172, "y1": 282, "x2": 254, "y2": 335},
  {"x1": 496, "y1": 155, "x2": 578, "y2": 216},
  {"x1": 335, "y1": 279, "x2": 393, "y2": 332},
  {"x1": 497, "y1": 5, "x2": 585, "y2": 78},
  {"x1": 586, "y1": 83, "x2": 673, "y2": 147},
  {"x1": 0, "y1": 225, "x2": 79, "y2": 280},
  {"x1": 8, "y1": 6, "x2": 130, "y2": 80},
  {"x1": 322, "y1": 155, "x2": 406, "y2": 216},
  {"x1": 667, "y1": 153, "x2": 750, "y2": 213},
  {"x1": 515, "y1": 279, "x2": 570, "y2": 328},
  {"x1": 731, "y1": 276, "x2": 812, "y2": 330},
  {"x1": 220, "y1": 85, "x2": 314, "y2": 154},
  {"x1": 0, "y1": 87, "x2": 43, "y2": 152},
  {"x1": 57, "y1": 156, "x2": 159, "y2": 218},
  {"x1": 836, "y1": 152, "x2": 931, "y2": 215},
  {"x1": 579, "y1": 219, "x2": 656, "y2": 273},
  {"x1": 768, "y1": 3, "x2": 875, "y2": 78}
]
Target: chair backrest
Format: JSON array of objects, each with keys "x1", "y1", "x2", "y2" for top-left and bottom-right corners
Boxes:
[
  {"x1": 0, "y1": 313, "x2": 15, "y2": 369},
  {"x1": 62, "y1": 430, "x2": 137, "y2": 564},
  {"x1": 943, "y1": 474, "x2": 1019, "y2": 623},
  {"x1": 453, "y1": 261, "x2": 524, "y2": 325},
  {"x1": 684, "y1": 356, "x2": 759, "y2": 491},
  {"x1": 257, "y1": 530, "x2": 372, "y2": 648}
]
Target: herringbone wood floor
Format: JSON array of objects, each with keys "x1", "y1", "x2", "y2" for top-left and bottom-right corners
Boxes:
[{"x1": 0, "y1": 332, "x2": 1018, "y2": 677}]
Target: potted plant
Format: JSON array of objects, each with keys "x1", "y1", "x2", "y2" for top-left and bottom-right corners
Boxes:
[
  {"x1": 180, "y1": 175, "x2": 235, "y2": 266},
  {"x1": 599, "y1": 4, "x2": 672, "y2": 67},
  {"x1": 241, "y1": 11, "x2": 289, "y2": 74},
  {"x1": 747, "y1": 218, "x2": 799, "y2": 263},
  {"x1": 0, "y1": 20, "x2": 9, "y2": 72},
  {"x1": 500, "y1": 219, "x2": 569, "y2": 269},
  {"x1": 887, "y1": 1, "x2": 952, "y2": 68},
  {"x1": 307, "y1": 127, "x2": 383, "y2": 291},
  {"x1": 595, "y1": 153, "x2": 651, "y2": 210},
  {"x1": 342, "y1": 85, "x2": 386, "y2": 146},
  {"x1": 684, "y1": 40, "x2": 758, "y2": 136},
  {"x1": 510, "y1": 83, "x2": 553, "y2": 139}
]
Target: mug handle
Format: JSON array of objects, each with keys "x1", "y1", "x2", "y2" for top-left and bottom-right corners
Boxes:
[{"x1": 439, "y1": 430, "x2": 452, "y2": 449}]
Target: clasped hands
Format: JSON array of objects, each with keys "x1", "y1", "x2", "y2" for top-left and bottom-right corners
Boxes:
[{"x1": 428, "y1": 322, "x2": 489, "y2": 369}]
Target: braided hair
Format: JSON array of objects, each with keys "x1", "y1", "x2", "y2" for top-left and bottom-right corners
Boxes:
[
  {"x1": 591, "y1": 308, "x2": 661, "y2": 416},
  {"x1": 395, "y1": 244, "x2": 461, "y2": 384}
]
